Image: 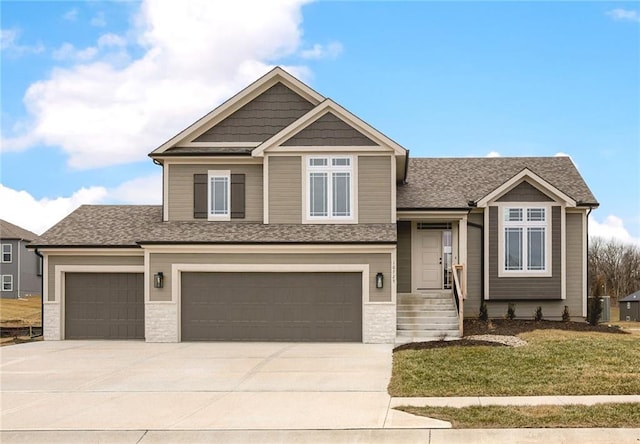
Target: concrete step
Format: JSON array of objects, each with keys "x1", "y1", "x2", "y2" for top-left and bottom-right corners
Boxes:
[
  {"x1": 397, "y1": 323, "x2": 459, "y2": 331},
  {"x1": 397, "y1": 317, "x2": 459, "y2": 326},
  {"x1": 396, "y1": 311, "x2": 457, "y2": 318},
  {"x1": 396, "y1": 330, "x2": 461, "y2": 341},
  {"x1": 397, "y1": 300, "x2": 454, "y2": 307}
]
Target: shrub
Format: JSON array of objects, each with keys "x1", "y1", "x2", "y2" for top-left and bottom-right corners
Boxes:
[
  {"x1": 506, "y1": 303, "x2": 516, "y2": 320},
  {"x1": 534, "y1": 306, "x2": 543, "y2": 322},
  {"x1": 479, "y1": 301, "x2": 488, "y2": 322},
  {"x1": 587, "y1": 297, "x2": 603, "y2": 326},
  {"x1": 562, "y1": 305, "x2": 570, "y2": 322}
]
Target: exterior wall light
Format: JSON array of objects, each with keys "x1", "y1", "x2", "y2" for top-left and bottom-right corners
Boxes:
[
  {"x1": 376, "y1": 272, "x2": 384, "y2": 289},
  {"x1": 154, "y1": 272, "x2": 164, "y2": 289}
]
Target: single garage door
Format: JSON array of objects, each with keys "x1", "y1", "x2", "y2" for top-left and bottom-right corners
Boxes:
[
  {"x1": 181, "y1": 272, "x2": 362, "y2": 342},
  {"x1": 65, "y1": 272, "x2": 144, "y2": 339}
]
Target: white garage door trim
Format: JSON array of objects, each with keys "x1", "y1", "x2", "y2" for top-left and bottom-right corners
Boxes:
[
  {"x1": 54, "y1": 265, "x2": 145, "y2": 340},
  {"x1": 172, "y1": 263, "x2": 369, "y2": 342}
]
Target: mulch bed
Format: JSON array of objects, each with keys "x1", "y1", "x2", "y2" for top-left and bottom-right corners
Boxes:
[
  {"x1": 394, "y1": 319, "x2": 627, "y2": 352},
  {"x1": 463, "y1": 319, "x2": 628, "y2": 336}
]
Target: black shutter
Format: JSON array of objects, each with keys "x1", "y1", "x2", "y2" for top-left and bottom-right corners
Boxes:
[
  {"x1": 193, "y1": 174, "x2": 207, "y2": 219},
  {"x1": 231, "y1": 174, "x2": 245, "y2": 219}
]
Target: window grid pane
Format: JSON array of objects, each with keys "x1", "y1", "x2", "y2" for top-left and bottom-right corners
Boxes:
[
  {"x1": 210, "y1": 177, "x2": 228, "y2": 215},
  {"x1": 505, "y1": 208, "x2": 523, "y2": 222},
  {"x1": 527, "y1": 228, "x2": 545, "y2": 270},
  {"x1": 332, "y1": 172, "x2": 350, "y2": 216},
  {"x1": 527, "y1": 208, "x2": 546, "y2": 222},
  {"x1": 309, "y1": 158, "x2": 328, "y2": 167},
  {"x1": 505, "y1": 228, "x2": 523, "y2": 270},
  {"x1": 310, "y1": 172, "x2": 328, "y2": 217},
  {"x1": 332, "y1": 158, "x2": 350, "y2": 167}
]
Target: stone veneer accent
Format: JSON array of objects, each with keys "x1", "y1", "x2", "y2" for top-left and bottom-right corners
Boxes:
[
  {"x1": 145, "y1": 303, "x2": 178, "y2": 342},
  {"x1": 43, "y1": 303, "x2": 61, "y2": 340},
  {"x1": 363, "y1": 303, "x2": 396, "y2": 344}
]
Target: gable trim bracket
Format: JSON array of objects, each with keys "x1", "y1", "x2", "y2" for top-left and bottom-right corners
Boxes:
[{"x1": 475, "y1": 168, "x2": 577, "y2": 208}]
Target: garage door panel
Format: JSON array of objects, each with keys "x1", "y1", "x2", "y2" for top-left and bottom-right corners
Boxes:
[
  {"x1": 181, "y1": 272, "x2": 362, "y2": 342},
  {"x1": 65, "y1": 273, "x2": 144, "y2": 340}
]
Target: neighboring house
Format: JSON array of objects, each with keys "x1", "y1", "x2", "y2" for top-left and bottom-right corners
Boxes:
[
  {"x1": 1, "y1": 219, "x2": 42, "y2": 299},
  {"x1": 619, "y1": 290, "x2": 640, "y2": 322},
  {"x1": 29, "y1": 67, "x2": 598, "y2": 343}
]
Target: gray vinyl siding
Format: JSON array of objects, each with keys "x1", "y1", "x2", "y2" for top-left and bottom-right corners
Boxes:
[
  {"x1": 282, "y1": 112, "x2": 377, "y2": 146},
  {"x1": 194, "y1": 83, "x2": 314, "y2": 143},
  {"x1": 565, "y1": 212, "x2": 585, "y2": 318},
  {"x1": 46, "y1": 255, "x2": 144, "y2": 302},
  {"x1": 496, "y1": 181, "x2": 553, "y2": 202},
  {"x1": 0, "y1": 240, "x2": 41, "y2": 299},
  {"x1": 268, "y1": 156, "x2": 302, "y2": 223},
  {"x1": 149, "y1": 252, "x2": 392, "y2": 303},
  {"x1": 464, "y1": 212, "x2": 484, "y2": 317},
  {"x1": 168, "y1": 164, "x2": 263, "y2": 222},
  {"x1": 358, "y1": 156, "x2": 392, "y2": 223},
  {"x1": 397, "y1": 221, "x2": 411, "y2": 293},
  {"x1": 488, "y1": 206, "x2": 561, "y2": 300}
]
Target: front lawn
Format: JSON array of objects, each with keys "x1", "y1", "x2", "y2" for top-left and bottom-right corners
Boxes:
[
  {"x1": 397, "y1": 403, "x2": 640, "y2": 428},
  {"x1": 388, "y1": 330, "x2": 640, "y2": 396}
]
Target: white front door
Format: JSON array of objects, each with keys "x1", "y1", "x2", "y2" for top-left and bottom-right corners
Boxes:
[{"x1": 414, "y1": 230, "x2": 442, "y2": 290}]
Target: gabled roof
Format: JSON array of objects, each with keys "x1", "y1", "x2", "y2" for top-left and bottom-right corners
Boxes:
[
  {"x1": 252, "y1": 99, "x2": 408, "y2": 157},
  {"x1": 620, "y1": 290, "x2": 640, "y2": 302},
  {"x1": 150, "y1": 67, "x2": 325, "y2": 156},
  {"x1": 0, "y1": 219, "x2": 38, "y2": 241},
  {"x1": 397, "y1": 157, "x2": 598, "y2": 210},
  {"x1": 29, "y1": 206, "x2": 397, "y2": 247}
]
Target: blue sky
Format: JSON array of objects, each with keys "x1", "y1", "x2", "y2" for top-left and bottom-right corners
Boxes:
[{"x1": 1, "y1": 1, "x2": 638, "y2": 243}]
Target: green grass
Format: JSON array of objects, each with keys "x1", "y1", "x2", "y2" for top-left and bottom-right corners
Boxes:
[
  {"x1": 388, "y1": 330, "x2": 640, "y2": 396},
  {"x1": 397, "y1": 403, "x2": 640, "y2": 428}
]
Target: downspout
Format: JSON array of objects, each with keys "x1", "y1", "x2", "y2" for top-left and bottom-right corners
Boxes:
[
  {"x1": 17, "y1": 240, "x2": 21, "y2": 298},
  {"x1": 34, "y1": 248, "x2": 44, "y2": 338},
  {"x1": 586, "y1": 207, "x2": 593, "y2": 309}
]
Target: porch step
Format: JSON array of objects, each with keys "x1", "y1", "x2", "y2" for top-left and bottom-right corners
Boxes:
[{"x1": 396, "y1": 292, "x2": 461, "y2": 344}]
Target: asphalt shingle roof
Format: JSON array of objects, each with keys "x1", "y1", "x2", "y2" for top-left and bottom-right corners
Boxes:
[
  {"x1": 0, "y1": 219, "x2": 39, "y2": 241},
  {"x1": 397, "y1": 157, "x2": 598, "y2": 209},
  {"x1": 30, "y1": 206, "x2": 397, "y2": 247},
  {"x1": 159, "y1": 146, "x2": 254, "y2": 156}
]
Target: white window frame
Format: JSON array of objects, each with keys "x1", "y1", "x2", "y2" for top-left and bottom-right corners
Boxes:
[
  {"x1": 305, "y1": 155, "x2": 355, "y2": 222},
  {"x1": 498, "y1": 204, "x2": 552, "y2": 277},
  {"x1": 1, "y1": 244, "x2": 12, "y2": 263},
  {"x1": 1, "y1": 275, "x2": 13, "y2": 291},
  {"x1": 207, "y1": 170, "x2": 231, "y2": 221}
]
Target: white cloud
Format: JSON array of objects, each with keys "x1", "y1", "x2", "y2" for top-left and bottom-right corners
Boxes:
[
  {"x1": 554, "y1": 152, "x2": 570, "y2": 157},
  {"x1": 486, "y1": 151, "x2": 501, "y2": 157},
  {"x1": 52, "y1": 43, "x2": 99, "y2": 61},
  {"x1": 1, "y1": 28, "x2": 44, "y2": 56},
  {"x1": 2, "y1": 0, "x2": 313, "y2": 170},
  {"x1": 590, "y1": 214, "x2": 640, "y2": 246},
  {"x1": 63, "y1": 8, "x2": 79, "y2": 21},
  {"x1": 91, "y1": 12, "x2": 107, "y2": 27},
  {"x1": 0, "y1": 174, "x2": 162, "y2": 235},
  {"x1": 300, "y1": 41, "x2": 343, "y2": 60},
  {"x1": 606, "y1": 8, "x2": 640, "y2": 23}
]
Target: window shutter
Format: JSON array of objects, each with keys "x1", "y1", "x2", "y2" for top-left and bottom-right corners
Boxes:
[
  {"x1": 193, "y1": 174, "x2": 208, "y2": 219},
  {"x1": 231, "y1": 174, "x2": 245, "y2": 219}
]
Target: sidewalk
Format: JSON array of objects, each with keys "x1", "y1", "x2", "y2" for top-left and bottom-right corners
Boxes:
[{"x1": 1, "y1": 428, "x2": 639, "y2": 443}]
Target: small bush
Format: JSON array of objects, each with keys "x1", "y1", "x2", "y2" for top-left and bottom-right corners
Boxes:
[
  {"x1": 506, "y1": 303, "x2": 516, "y2": 320},
  {"x1": 588, "y1": 297, "x2": 603, "y2": 326},
  {"x1": 562, "y1": 305, "x2": 570, "y2": 322},
  {"x1": 534, "y1": 306, "x2": 543, "y2": 322},
  {"x1": 479, "y1": 301, "x2": 488, "y2": 322}
]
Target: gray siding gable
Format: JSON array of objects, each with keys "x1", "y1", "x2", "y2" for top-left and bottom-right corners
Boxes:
[
  {"x1": 282, "y1": 112, "x2": 377, "y2": 146},
  {"x1": 496, "y1": 181, "x2": 553, "y2": 202},
  {"x1": 194, "y1": 83, "x2": 314, "y2": 143}
]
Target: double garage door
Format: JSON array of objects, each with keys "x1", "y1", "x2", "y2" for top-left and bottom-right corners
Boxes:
[
  {"x1": 64, "y1": 271, "x2": 362, "y2": 342},
  {"x1": 181, "y1": 272, "x2": 362, "y2": 342}
]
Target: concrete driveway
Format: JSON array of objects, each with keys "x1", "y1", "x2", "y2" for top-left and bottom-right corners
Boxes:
[{"x1": 1, "y1": 340, "x2": 436, "y2": 431}]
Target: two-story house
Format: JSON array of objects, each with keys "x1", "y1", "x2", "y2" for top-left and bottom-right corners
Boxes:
[
  {"x1": 29, "y1": 67, "x2": 598, "y2": 343},
  {"x1": 1, "y1": 219, "x2": 41, "y2": 299}
]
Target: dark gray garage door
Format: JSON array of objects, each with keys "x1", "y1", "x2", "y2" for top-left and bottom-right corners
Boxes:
[
  {"x1": 181, "y1": 272, "x2": 362, "y2": 342},
  {"x1": 65, "y1": 272, "x2": 144, "y2": 339}
]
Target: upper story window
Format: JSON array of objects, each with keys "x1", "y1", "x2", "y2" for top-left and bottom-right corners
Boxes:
[
  {"x1": 208, "y1": 171, "x2": 230, "y2": 221},
  {"x1": 1, "y1": 275, "x2": 12, "y2": 291},
  {"x1": 307, "y1": 156, "x2": 353, "y2": 220},
  {"x1": 1, "y1": 244, "x2": 11, "y2": 263},
  {"x1": 503, "y1": 207, "x2": 548, "y2": 273}
]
